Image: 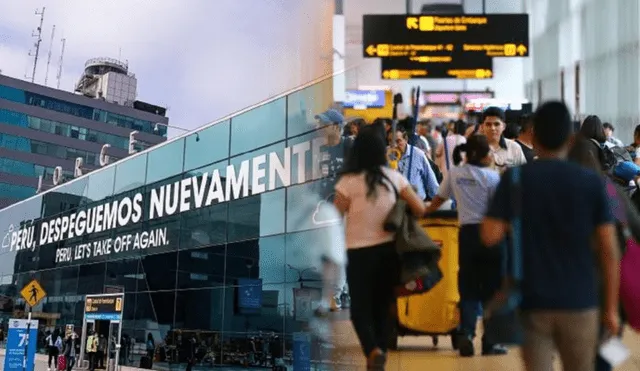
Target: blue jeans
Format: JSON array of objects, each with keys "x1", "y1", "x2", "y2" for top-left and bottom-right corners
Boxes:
[{"x1": 458, "y1": 225, "x2": 503, "y2": 340}]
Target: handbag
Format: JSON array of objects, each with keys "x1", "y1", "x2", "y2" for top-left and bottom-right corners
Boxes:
[
  {"x1": 483, "y1": 166, "x2": 524, "y2": 345},
  {"x1": 382, "y1": 173, "x2": 443, "y2": 293}
]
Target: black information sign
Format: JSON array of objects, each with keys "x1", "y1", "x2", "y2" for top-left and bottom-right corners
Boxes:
[
  {"x1": 363, "y1": 14, "x2": 529, "y2": 58},
  {"x1": 85, "y1": 294, "x2": 124, "y2": 320},
  {"x1": 381, "y1": 54, "x2": 493, "y2": 80}
]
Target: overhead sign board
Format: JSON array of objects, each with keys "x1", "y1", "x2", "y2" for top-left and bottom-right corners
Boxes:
[
  {"x1": 381, "y1": 54, "x2": 493, "y2": 79},
  {"x1": 343, "y1": 90, "x2": 386, "y2": 108},
  {"x1": 20, "y1": 279, "x2": 46, "y2": 308},
  {"x1": 363, "y1": 14, "x2": 529, "y2": 58},
  {"x1": 84, "y1": 293, "x2": 124, "y2": 321}
]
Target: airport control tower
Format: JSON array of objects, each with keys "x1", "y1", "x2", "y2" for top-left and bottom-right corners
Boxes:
[{"x1": 75, "y1": 57, "x2": 138, "y2": 106}]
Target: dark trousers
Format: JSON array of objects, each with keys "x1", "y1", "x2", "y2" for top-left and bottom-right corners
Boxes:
[
  {"x1": 97, "y1": 350, "x2": 105, "y2": 368},
  {"x1": 65, "y1": 355, "x2": 75, "y2": 371},
  {"x1": 47, "y1": 346, "x2": 59, "y2": 368},
  {"x1": 346, "y1": 241, "x2": 398, "y2": 357},
  {"x1": 458, "y1": 225, "x2": 503, "y2": 342},
  {"x1": 89, "y1": 352, "x2": 96, "y2": 370}
]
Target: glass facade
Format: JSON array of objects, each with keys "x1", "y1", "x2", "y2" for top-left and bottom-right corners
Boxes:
[
  {"x1": 0, "y1": 84, "x2": 167, "y2": 137},
  {"x1": 0, "y1": 132, "x2": 100, "y2": 166},
  {"x1": 0, "y1": 108, "x2": 130, "y2": 150},
  {"x1": 0, "y1": 76, "x2": 334, "y2": 369}
]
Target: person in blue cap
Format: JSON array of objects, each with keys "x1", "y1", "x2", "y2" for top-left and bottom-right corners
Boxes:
[{"x1": 314, "y1": 108, "x2": 354, "y2": 311}]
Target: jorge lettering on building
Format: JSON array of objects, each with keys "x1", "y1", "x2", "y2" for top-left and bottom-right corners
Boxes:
[{"x1": 2, "y1": 138, "x2": 327, "y2": 265}]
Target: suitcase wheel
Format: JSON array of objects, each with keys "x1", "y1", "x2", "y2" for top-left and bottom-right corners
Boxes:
[{"x1": 432, "y1": 336, "x2": 439, "y2": 347}]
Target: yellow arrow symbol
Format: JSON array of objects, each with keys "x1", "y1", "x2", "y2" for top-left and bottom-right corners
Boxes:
[
  {"x1": 517, "y1": 44, "x2": 527, "y2": 56},
  {"x1": 406, "y1": 17, "x2": 418, "y2": 30},
  {"x1": 485, "y1": 70, "x2": 493, "y2": 78},
  {"x1": 382, "y1": 70, "x2": 390, "y2": 79},
  {"x1": 366, "y1": 45, "x2": 377, "y2": 56}
]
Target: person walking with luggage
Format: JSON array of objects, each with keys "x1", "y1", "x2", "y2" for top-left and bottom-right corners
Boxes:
[
  {"x1": 334, "y1": 126, "x2": 427, "y2": 369},
  {"x1": 425, "y1": 134, "x2": 507, "y2": 357},
  {"x1": 62, "y1": 332, "x2": 80, "y2": 371},
  {"x1": 481, "y1": 101, "x2": 621, "y2": 371}
]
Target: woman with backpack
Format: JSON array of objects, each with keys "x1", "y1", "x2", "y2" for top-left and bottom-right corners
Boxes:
[{"x1": 569, "y1": 137, "x2": 640, "y2": 371}]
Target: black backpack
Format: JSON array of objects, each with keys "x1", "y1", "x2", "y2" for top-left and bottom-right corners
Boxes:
[{"x1": 591, "y1": 139, "x2": 632, "y2": 172}]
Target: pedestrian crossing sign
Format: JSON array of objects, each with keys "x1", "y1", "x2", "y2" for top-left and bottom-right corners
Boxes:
[{"x1": 20, "y1": 279, "x2": 46, "y2": 307}]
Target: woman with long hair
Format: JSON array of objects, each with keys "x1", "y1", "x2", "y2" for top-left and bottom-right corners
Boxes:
[
  {"x1": 426, "y1": 134, "x2": 507, "y2": 357},
  {"x1": 334, "y1": 125, "x2": 427, "y2": 369},
  {"x1": 568, "y1": 138, "x2": 640, "y2": 371}
]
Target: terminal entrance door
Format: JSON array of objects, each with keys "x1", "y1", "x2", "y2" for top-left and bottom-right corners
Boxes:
[{"x1": 79, "y1": 294, "x2": 125, "y2": 371}]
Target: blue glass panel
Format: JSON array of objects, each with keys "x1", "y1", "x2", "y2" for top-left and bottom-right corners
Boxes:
[
  {"x1": 183, "y1": 120, "x2": 230, "y2": 171},
  {"x1": 286, "y1": 77, "x2": 334, "y2": 137},
  {"x1": 0, "y1": 85, "x2": 26, "y2": 103},
  {"x1": 146, "y1": 139, "x2": 185, "y2": 184},
  {"x1": 0, "y1": 182, "x2": 36, "y2": 199},
  {"x1": 230, "y1": 98, "x2": 286, "y2": 156},
  {"x1": 0, "y1": 109, "x2": 28, "y2": 127},
  {"x1": 85, "y1": 165, "x2": 115, "y2": 203},
  {"x1": 114, "y1": 154, "x2": 148, "y2": 193}
]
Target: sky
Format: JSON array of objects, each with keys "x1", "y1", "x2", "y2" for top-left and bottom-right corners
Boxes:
[{"x1": 0, "y1": 0, "x2": 332, "y2": 137}]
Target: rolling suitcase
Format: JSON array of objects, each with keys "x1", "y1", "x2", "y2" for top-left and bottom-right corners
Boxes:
[
  {"x1": 58, "y1": 356, "x2": 67, "y2": 371},
  {"x1": 389, "y1": 210, "x2": 460, "y2": 349}
]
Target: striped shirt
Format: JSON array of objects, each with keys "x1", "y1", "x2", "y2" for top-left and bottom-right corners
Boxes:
[{"x1": 397, "y1": 145, "x2": 439, "y2": 200}]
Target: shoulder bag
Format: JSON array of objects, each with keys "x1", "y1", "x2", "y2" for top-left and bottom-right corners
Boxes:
[{"x1": 382, "y1": 172, "x2": 443, "y2": 295}]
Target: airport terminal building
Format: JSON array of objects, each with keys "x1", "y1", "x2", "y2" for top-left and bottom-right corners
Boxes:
[{"x1": 0, "y1": 76, "x2": 335, "y2": 368}]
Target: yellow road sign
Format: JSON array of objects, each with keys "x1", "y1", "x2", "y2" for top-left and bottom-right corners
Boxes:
[{"x1": 21, "y1": 279, "x2": 46, "y2": 308}]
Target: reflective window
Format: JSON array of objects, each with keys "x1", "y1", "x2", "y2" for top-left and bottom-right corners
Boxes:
[
  {"x1": 0, "y1": 109, "x2": 28, "y2": 127},
  {"x1": 76, "y1": 262, "x2": 106, "y2": 295},
  {"x1": 146, "y1": 138, "x2": 185, "y2": 184},
  {"x1": 230, "y1": 98, "x2": 286, "y2": 156},
  {"x1": 54, "y1": 176, "x2": 90, "y2": 202},
  {"x1": 286, "y1": 77, "x2": 333, "y2": 137},
  {"x1": 0, "y1": 109, "x2": 129, "y2": 149},
  {"x1": 179, "y1": 162, "x2": 228, "y2": 251},
  {"x1": 285, "y1": 180, "x2": 325, "y2": 233},
  {"x1": 105, "y1": 259, "x2": 139, "y2": 293},
  {"x1": 173, "y1": 288, "x2": 224, "y2": 333},
  {"x1": 259, "y1": 189, "x2": 285, "y2": 236},
  {"x1": 177, "y1": 244, "x2": 226, "y2": 290},
  {"x1": 0, "y1": 84, "x2": 26, "y2": 103},
  {"x1": 84, "y1": 165, "x2": 115, "y2": 203},
  {"x1": 136, "y1": 252, "x2": 178, "y2": 292},
  {"x1": 287, "y1": 130, "x2": 323, "y2": 185},
  {"x1": 0, "y1": 133, "x2": 31, "y2": 152},
  {"x1": 114, "y1": 154, "x2": 147, "y2": 193},
  {"x1": 183, "y1": 120, "x2": 230, "y2": 171},
  {"x1": 134, "y1": 291, "x2": 174, "y2": 329},
  {"x1": 0, "y1": 183, "x2": 35, "y2": 199}
]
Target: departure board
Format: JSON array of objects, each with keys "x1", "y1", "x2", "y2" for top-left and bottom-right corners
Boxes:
[
  {"x1": 381, "y1": 54, "x2": 493, "y2": 80},
  {"x1": 363, "y1": 14, "x2": 529, "y2": 58}
]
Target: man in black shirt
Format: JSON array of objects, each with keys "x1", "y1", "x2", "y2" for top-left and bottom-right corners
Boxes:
[
  {"x1": 515, "y1": 114, "x2": 536, "y2": 162},
  {"x1": 482, "y1": 101, "x2": 620, "y2": 370}
]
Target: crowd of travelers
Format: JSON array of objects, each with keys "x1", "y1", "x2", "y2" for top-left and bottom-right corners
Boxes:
[{"x1": 314, "y1": 101, "x2": 639, "y2": 370}]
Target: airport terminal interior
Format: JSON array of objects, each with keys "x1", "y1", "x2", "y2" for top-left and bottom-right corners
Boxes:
[{"x1": 0, "y1": 0, "x2": 640, "y2": 370}]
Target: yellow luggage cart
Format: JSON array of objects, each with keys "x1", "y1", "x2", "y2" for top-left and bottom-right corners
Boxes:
[{"x1": 388, "y1": 210, "x2": 461, "y2": 349}]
